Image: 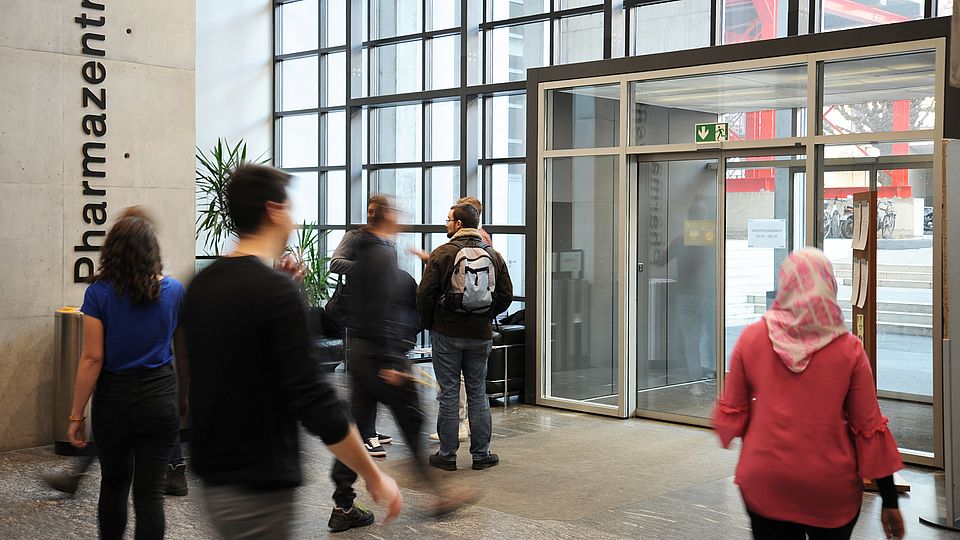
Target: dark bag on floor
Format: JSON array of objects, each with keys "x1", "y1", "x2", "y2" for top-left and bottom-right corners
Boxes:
[{"x1": 322, "y1": 274, "x2": 350, "y2": 337}]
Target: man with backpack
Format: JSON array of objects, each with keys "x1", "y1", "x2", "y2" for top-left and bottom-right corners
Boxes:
[{"x1": 417, "y1": 203, "x2": 513, "y2": 471}]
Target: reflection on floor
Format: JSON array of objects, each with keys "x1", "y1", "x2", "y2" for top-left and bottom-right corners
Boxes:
[
  {"x1": 637, "y1": 380, "x2": 718, "y2": 419},
  {"x1": 881, "y1": 398, "x2": 935, "y2": 454},
  {"x1": 1, "y1": 372, "x2": 952, "y2": 539}
]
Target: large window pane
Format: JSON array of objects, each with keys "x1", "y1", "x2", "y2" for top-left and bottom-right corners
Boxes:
[
  {"x1": 486, "y1": 94, "x2": 526, "y2": 158},
  {"x1": 324, "y1": 111, "x2": 346, "y2": 166},
  {"x1": 370, "y1": 0, "x2": 422, "y2": 39},
  {"x1": 322, "y1": 171, "x2": 347, "y2": 225},
  {"x1": 492, "y1": 234, "x2": 525, "y2": 298},
  {"x1": 821, "y1": 52, "x2": 936, "y2": 136},
  {"x1": 489, "y1": 0, "x2": 547, "y2": 21},
  {"x1": 545, "y1": 155, "x2": 618, "y2": 404},
  {"x1": 280, "y1": 114, "x2": 319, "y2": 168},
  {"x1": 822, "y1": 0, "x2": 922, "y2": 32},
  {"x1": 558, "y1": 0, "x2": 601, "y2": 7},
  {"x1": 632, "y1": 0, "x2": 711, "y2": 55},
  {"x1": 428, "y1": 167, "x2": 460, "y2": 224},
  {"x1": 487, "y1": 22, "x2": 549, "y2": 83},
  {"x1": 371, "y1": 41, "x2": 423, "y2": 96},
  {"x1": 722, "y1": 0, "x2": 788, "y2": 44},
  {"x1": 322, "y1": 52, "x2": 346, "y2": 107},
  {"x1": 280, "y1": 1, "x2": 318, "y2": 54},
  {"x1": 822, "y1": 142, "x2": 935, "y2": 455},
  {"x1": 427, "y1": 35, "x2": 460, "y2": 90},
  {"x1": 557, "y1": 14, "x2": 604, "y2": 64},
  {"x1": 323, "y1": 0, "x2": 346, "y2": 47},
  {"x1": 395, "y1": 232, "x2": 424, "y2": 281},
  {"x1": 289, "y1": 171, "x2": 319, "y2": 224},
  {"x1": 939, "y1": 0, "x2": 953, "y2": 16},
  {"x1": 370, "y1": 168, "x2": 422, "y2": 223},
  {"x1": 486, "y1": 164, "x2": 525, "y2": 225},
  {"x1": 280, "y1": 57, "x2": 318, "y2": 111},
  {"x1": 630, "y1": 66, "x2": 807, "y2": 145},
  {"x1": 429, "y1": 101, "x2": 460, "y2": 161},
  {"x1": 371, "y1": 104, "x2": 422, "y2": 163},
  {"x1": 548, "y1": 84, "x2": 620, "y2": 149},
  {"x1": 428, "y1": 0, "x2": 460, "y2": 30}
]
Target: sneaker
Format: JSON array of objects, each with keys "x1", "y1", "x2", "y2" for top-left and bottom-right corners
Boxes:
[
  {"x1": 428, "y1": 452, "x2": 457, "y2": 471},
  {"x1": 327, "y1": 504, "x2": 375, "y2": 533},
  {"x1": 43, "y1": 472, "x2": 83, "y2": 495},
  {"x1": 377, "y1": 433, "x2": 393, "y2": 445},
  {"x1": 364, "y1": 437, "x2": 386, "y2": 457},
  {"x1": 164, "y1": 463, "x2": 188, "y2": 496},
  {"x1": 472, "y1": 453, "x2": 500, "y2": 470}
]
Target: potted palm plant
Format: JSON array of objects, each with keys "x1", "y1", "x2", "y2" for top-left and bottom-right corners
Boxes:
[
  {"x1": 195, "y1": 139, "x2": 267, "y2": 258},
  {"x1": 282, "y1": 221, "x2": 334, "y2": 308}
]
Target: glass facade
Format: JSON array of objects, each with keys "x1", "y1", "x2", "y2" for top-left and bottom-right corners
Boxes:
[{"x1": 274, "y1": 1, "x2": 945, "y2": 310}]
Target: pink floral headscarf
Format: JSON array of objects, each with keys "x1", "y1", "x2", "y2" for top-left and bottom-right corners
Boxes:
[{"x1": 761, "y1": 248, "x2": 849, "y2": 373}]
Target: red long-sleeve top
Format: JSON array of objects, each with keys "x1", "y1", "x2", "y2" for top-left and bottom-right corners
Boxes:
[{"x1": 713, "y1": 320, "x2": 903, "y2": 528}]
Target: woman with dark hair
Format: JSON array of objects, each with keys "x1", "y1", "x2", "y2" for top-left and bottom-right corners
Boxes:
[
  {"x1": 714, "y1": 248, "x2": 905, "y2": 540},
  {"x1": 67, "y1": 207, "x2": 186, "y2": 540}
]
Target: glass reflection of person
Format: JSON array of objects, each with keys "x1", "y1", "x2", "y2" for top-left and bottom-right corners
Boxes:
[{"x1": 656, "y1": 199, "x2": 717, "y2": 386}]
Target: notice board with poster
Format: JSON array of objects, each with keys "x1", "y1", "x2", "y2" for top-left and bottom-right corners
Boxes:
[{"x1": 850, "y1": 191, "x2": 877, "y2": 384}]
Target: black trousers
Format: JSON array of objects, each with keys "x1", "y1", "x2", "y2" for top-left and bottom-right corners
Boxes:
[
  {"x1": 331, "y1": 338, "x2": 430, "y2": 509},
  {"x1": 92, "y1": 364, "x2": 179, "y2": 540},
  {"x1": 748, "y1": 509, "x2": 859, "y2": 540}
]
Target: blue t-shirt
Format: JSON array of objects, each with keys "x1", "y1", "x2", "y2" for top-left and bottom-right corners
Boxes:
[{"x1": 81, "y1": 277, "x2": 184, "y2": 372}]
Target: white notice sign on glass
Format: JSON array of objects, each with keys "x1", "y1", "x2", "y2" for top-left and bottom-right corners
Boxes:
[
  {"x1": 851, "y1": 259, "x2": 861, "y2": 307},
  {"x1": 747, "y1": 219, "x2": 787, "y2": 249},
  {"x1": 856, "y1": 259, "x2": 868, "y2": 309},
  {"x1": 854, "y1": 203, "x2": 869, "y2": 250}
]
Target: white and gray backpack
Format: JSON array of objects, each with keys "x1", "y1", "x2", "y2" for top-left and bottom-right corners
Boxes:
[{"x1": 443, "y1": 240, "x2": 496, "y2": 314}]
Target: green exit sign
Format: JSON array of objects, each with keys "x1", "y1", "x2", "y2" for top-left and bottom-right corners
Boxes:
[{"x1": 695, "y1": 122, "x2": 729, "y2": 143}]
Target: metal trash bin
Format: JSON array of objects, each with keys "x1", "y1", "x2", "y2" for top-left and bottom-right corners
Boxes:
[{"x1": 53, "y1": 307, "x2": 93, "y2": 456}]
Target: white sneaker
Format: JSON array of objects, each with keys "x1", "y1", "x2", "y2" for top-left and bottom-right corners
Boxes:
[{"x1": 364, "y1": 437, "x2": 386, "y2": 457}]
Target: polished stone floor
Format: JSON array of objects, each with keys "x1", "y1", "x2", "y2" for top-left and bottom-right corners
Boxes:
[{"x1": 1, "y1": 381, "x2": 958, "y2": 539}]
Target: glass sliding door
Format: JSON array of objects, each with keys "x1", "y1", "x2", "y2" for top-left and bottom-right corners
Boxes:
[
  {"x1": 635, "y1": 158, "x2": 719, "y2": 421},
  {"x1": 723, "y1": 155, "x2": 805, "y2": 362},
  {"x1": 543, "y1": 155, "x2": 621, "y2": 410}
]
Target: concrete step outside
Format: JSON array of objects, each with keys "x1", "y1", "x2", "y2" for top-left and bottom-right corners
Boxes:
[
  {"x1": 841, "y1": 308, "x2": 931, "y2": 326},
  {"x1": 836, "y1": 271, "x2": 933, "y2": 282},
  {"x1": 840, "y1": 278, "x2": 931, "y2": 289}
]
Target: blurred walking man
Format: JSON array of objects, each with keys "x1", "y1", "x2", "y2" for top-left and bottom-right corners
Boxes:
[{"x1": 181, "y1": 164, "x2": 402, "y2": 539}]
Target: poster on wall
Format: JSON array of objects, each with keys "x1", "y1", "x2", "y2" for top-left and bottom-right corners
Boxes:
[{"x1": 747, "y1": 219, "x2": 787, "y2": 249}]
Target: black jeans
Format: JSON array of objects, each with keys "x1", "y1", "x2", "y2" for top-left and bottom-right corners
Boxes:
[
  {"x1": 92, "y1": 364, "x2": 179, "y2": 540},
  {"x1": 331, "y1": 338, "x2": 430, "y2": 509},
  {"x1": 748, "y1": 509, "x2": 859, "y2": 540}
]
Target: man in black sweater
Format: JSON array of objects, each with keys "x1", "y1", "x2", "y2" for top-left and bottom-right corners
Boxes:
[{"x1": 181, "y1": 164, "x2": 401, "y2": 538}]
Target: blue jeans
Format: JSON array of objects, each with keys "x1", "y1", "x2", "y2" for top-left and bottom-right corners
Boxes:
[{"x1": 431, "y1": 332, "x2": 492, "y2": 460}]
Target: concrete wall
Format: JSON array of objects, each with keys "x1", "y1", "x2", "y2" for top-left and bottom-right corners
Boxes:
[
  {"x1": 195, "y1": 0, "x2": 273, "y2": 256},
  {"x1": 0, "y1": 0, "x2": 196, "y2": 451}
]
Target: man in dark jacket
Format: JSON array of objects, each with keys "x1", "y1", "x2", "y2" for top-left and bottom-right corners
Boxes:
[{"x1": 417, "y1": 203, "x2": 513, "y2": 471}]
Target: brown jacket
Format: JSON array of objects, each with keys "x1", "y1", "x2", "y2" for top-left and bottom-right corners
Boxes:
[{"x1": 416, "y1": 230, "x2": 513, "y2": 340}]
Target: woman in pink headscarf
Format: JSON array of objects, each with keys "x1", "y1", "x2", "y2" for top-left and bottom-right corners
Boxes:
[{"x1": 713, "y1": 248, "x2": 905, "y2": 540}]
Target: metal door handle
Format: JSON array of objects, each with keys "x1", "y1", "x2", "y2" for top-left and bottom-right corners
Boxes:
[{"x1": 638, "y1": 262, "x2": 645, "y2": 273}]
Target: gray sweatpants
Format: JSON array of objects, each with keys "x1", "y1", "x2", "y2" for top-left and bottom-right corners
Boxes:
[{"x1": 203, "y1": 484, "x2": 296, "y2": 540}]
